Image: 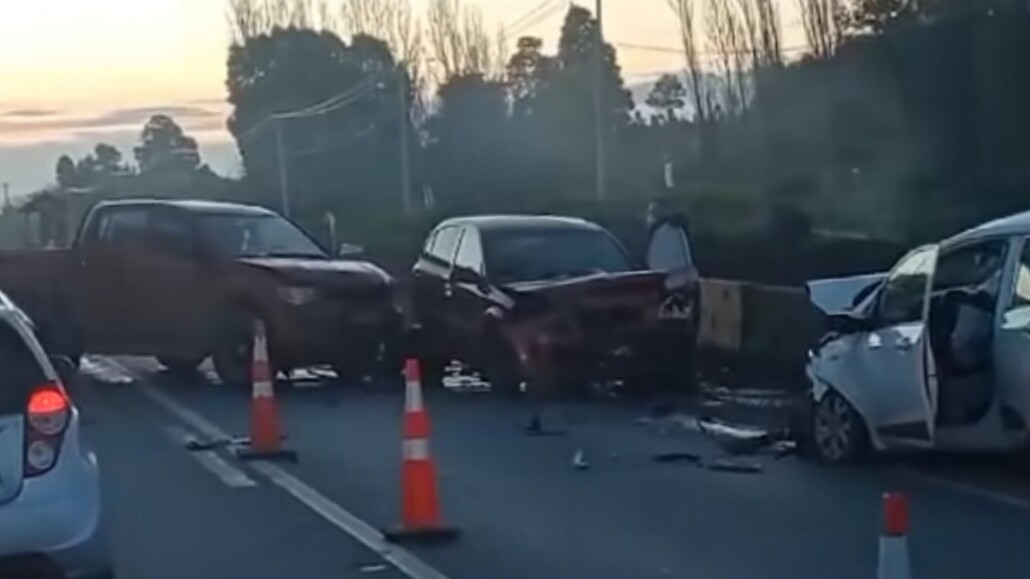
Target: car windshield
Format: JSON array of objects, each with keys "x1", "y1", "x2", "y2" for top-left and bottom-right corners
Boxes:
[
  {"x1": 197, "y1": 214, "x2": 326, "y2": 259},
  {"x1": 483, "y1": 228, "x2": 631, "y2": 284}
]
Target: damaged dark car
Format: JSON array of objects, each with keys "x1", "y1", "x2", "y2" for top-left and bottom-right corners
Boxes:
[{"x1": 410, "y1": 215, "x2": 699, "y2": 395}]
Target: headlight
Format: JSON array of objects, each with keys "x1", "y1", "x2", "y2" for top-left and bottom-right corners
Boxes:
[{"x1": 277, "y1": 286, "x2": 319, "y2": 305}]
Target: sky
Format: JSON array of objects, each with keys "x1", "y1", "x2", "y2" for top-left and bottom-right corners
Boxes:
[{"x1": 0, "y1": 0, "x2": 800, "y2": 198}]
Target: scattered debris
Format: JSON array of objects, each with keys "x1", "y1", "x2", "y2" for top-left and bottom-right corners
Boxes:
[
  {"x1": 652, "y1": 451, "x2": 703, "y2": 464},
  {"x1": 572, "y1": 449, "x2": 590, "y2": 470},
  {"x1": 705, "y1": 458, "x2": 764, "y2": 473},
  {"x1": 358, "y1": 564, "x2": 388, "y2": 573}
]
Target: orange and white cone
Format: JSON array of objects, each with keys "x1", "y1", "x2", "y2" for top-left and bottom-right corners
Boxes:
[
  {"x1": 234, "y1": 320, "x2": 296, "y2": 462},
  {"x1": 384, "y1": 359, "x2": 458, "y2": 543},
  {"x1": 877, "y1": 492, "x2": 912, "y2": 579}
]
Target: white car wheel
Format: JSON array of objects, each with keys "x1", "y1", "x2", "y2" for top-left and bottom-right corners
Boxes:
[{"x1": 812, "y1": 391, "x2": 867, "y2": 463}]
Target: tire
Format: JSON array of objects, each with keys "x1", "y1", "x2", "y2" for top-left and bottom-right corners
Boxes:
[
  {"x1": 158, "y1": 356, "x2": 203, "y2": 377},
  {"x1": 811, "y1": 390, "x2": 869, "y2": 464},
  {"x1": 212, "y1": 309, "x2": 264, "y2": 389}
]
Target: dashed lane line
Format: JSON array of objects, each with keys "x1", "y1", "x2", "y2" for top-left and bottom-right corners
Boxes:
[
  {"x1": 135, "y1": 380, "x2": 454, "y2": 579},
  {"x1": 162, "y1": 425, "x2": 257, "y2": 489}
]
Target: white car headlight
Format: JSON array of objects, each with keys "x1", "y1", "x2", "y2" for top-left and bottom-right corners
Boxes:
[{"x1": 277, "y1": 286, "x2": 319, "y2": 305}]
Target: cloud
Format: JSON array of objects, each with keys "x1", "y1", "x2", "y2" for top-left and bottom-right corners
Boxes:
[
  {"x1": 0, "y1": 102, "x2": 229, "y2": 144},
  {"x1": 1, "y1": 109, "x2": 61, "y2": 118}
]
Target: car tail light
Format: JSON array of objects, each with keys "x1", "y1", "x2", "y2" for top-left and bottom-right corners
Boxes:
[{"x1": 24, "y1": 383, "x2": 70, "y2": 478}]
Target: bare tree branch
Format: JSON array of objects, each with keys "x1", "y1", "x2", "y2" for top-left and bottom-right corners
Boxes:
[
  {"x1": 797, "y1": 0, "x2": 843, "y2": 58},
  {"x1": 668, "y1": 0, "x2": 710, "y2": 122}
]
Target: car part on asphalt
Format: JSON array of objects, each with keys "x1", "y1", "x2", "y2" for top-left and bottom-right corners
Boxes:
[{"x1": 158, "y1": 356, "x2": 204, "y2": 377}]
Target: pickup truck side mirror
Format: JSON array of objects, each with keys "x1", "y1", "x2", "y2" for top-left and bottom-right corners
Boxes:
[
  {"x1": 452, "y1": 266, "x2": 486, "y2": 287},
  {"x1": 338, "y1": 243, "x2": 366, "y2": 260}
]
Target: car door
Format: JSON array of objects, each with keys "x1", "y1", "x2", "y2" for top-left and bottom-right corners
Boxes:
[
  {"x1": 447, "y1": 226, "x2": 492, "y2": 363},
  {"x1": 411, "y1": 226, "x2": 462, "y2": 353},
  {"x1": 74, "y1": 207, "x2": 152, "y2": 352},
  {"x1": 859, "y1": 245, "x2": 939, "y2": 446},
  {"x1": 137, "y1": 208, "x2": 211, "y2": 355},
  {"x1": 994, "y1": 236, "x2": 1030, "y2": 432}
]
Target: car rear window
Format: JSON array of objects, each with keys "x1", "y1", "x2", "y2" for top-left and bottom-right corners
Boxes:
[
  {"x1": 0, "y1": 322, "x2": 44, "y2": 415},
  {"x1": 483, "y1": 227, "x2": 631, "y2": 284}
]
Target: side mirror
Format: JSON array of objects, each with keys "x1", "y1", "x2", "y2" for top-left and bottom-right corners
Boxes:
[
  {"x1": 452, "y1": 266, "x2": 484, "y2": 286},
  {"x1": 338, "y1": 243, "x2": 366, "y2": 260},
  {"x1": 48, "y1": 355, "x2": 77, "y2": 386}
]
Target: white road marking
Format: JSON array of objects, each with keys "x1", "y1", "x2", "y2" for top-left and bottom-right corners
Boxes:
[
  {"x1": 137, "y1": 381, "x2": 454, "y2": 579},
  {"x1": 162, "y1": 425, "x2": 257, "y2": 489},
  {"x1": 903, "y1": 466, "x2": 1030, "y2": 512}
]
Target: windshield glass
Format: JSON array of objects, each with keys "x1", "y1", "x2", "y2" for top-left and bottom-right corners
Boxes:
[
  {"x1": 483, "y1": 228, "x2": 631, "y2": 284},
  {"x1": 197, "y1": 214, "x2": 326, "y2": 259}
]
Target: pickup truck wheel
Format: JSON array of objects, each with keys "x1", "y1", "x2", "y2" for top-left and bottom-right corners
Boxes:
[
  {"x1": 158, "y1": 356, "x2": 203, "y2": 377},
  {"x1": 212, "y1": 311, "x2": 266, "y2": 389}
]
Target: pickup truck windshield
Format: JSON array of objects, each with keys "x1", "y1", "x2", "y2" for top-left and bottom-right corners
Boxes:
[
  {"x1": 197, "y1": 214, "x2": 327, "y2": 259},
  {"x1": 483, "y1": 228, "x2": 631, "y2": 285}
]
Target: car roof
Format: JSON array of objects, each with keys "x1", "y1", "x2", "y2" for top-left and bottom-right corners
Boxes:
[
  {"x1": 94, "y1": 199, "x2": 276, "y2": 217},
  {"x1": 945, "y1": 210, "x2": 1030, "y2": 246},
  {"x1": 434, "y1": 214, "x2": 606, "y2": 233}
]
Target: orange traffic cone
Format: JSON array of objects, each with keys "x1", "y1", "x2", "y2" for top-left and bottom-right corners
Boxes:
[
  {"x1": 234, "y1": 320, "x2": 297, "y2": 462},
  {"x1": 384, "y1": 359, "x2": 458, "y2": 543},
  {"x1": 877, "y1": 492, "x2": 912, "y2": 579}
]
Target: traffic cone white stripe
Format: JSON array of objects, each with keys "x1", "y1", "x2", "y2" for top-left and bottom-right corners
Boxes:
[
  {"x1": 403, "y1": 438, "x2": 431, "y2": 461},
  {"x1": 405, "y1": 379, "x2": 424, "y2": 412}
]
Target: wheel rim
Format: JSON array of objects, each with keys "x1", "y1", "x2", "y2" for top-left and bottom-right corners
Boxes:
[{"x1": 813, "y1": 394, "x2": 855, "y2": 461}]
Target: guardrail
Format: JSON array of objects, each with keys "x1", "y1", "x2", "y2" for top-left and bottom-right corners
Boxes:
[{"x1": 697, "y1": 279, "x2": 823, "y2": 392}]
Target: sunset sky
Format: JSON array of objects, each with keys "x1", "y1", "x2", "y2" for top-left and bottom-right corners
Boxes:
[{"x1": 0, "y1": 0, "x2": 801, "y2": 197}]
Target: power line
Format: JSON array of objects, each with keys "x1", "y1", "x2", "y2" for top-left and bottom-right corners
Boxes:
[
  {"x1": 503, "y1": 0, "x2": 566, "y2": 35},
  {"x1": 504, "y1": 0, "x2": 570, "y2": 38},
  {"x1": 615, "y1": 40, "x2": 810, "y2": 57}
]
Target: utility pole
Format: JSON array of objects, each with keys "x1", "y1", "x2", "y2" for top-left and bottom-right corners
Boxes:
[
  {"x1": 274, "y1": 120, "x2": 291, "y2": 218},
  {"x1": 594, "y1": 0, "x2": 607, "y2": 201},
  {"x1": 397, "y1": 68, "x2": 414, "y2": 216}
]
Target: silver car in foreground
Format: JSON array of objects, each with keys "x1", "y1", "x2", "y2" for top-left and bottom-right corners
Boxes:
[
  {"x1": 806, "y1": 210, "x2": 1030, "y2": 462},
  {"x1": 0, "y1": 291, "x2": 111, "y2": 578}
]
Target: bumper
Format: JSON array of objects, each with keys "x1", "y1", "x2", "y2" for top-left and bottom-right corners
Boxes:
[
  {"x1": 520, "y1": 322, "x2": 698, "y2": 385},
  {"x1": 0, "y1": 433, "x2": 110, "y2": 579},
  {"x1": 266, "y1": 298, "x2": 403, "y2": 370}
]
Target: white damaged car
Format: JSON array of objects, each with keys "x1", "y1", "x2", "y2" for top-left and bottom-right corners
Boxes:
[{"x1": 805, "y1": 211, "x2": 1030, "y2": 462}]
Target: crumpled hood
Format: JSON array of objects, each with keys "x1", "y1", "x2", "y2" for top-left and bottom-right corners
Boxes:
[
  {"x1": 239, "y1": 257, "x2": 393, "y2": 288},
  {"x1": 805, "y1": 272, "x2": 886, "y2": 315},
  {"x1": 503, "y1": 270, "x2": 675, "y2": 315}
]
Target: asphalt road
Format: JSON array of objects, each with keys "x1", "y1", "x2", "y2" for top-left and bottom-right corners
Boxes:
[{"x1": 78, "y1": 356, "x2": 1030, "y2": 579}]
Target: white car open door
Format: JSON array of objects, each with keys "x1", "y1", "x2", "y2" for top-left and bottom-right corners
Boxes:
[{"x1": 860, "y1": 245, "x2": 939, "y2": 447}]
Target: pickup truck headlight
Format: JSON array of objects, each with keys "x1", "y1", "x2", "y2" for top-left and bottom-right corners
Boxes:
[{"x1": 277, "y1": 286, "x2": 319, "y2": 306}]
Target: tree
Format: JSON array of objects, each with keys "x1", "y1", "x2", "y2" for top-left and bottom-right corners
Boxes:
[
  {"x1": 797, "y1": 0, "x2": 844, "y2": 58},
  {"x1": 506, "y1": 36, "x2": 556, "y2": 120},
  {"x1": 74, "y1": 144, "x2": 131, "y2": 186},
  {"x1": 426, "y1": 0, "x2": 503, "y2": 81},
  {"x1": 646, "y1": 74, "x2": 687, "y2": 120},
  {"x1": 668, "y1": 0, "x2": 711, "y2": 122},
  {"x1": 226, "y1": 25, "x2": 403, "y2": 215},
  {"x1": 706, "y1": 0, "x2": 750, "y2": 114},
  {"x1": 134, "y1": 115, "x2": 201, "y2": 174},
  {"x1": 55, "y1": 155, "x2": 79, "y2": 188}
]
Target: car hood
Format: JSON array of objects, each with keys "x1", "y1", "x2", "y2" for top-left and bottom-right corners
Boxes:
[
  {"x1": 503, "y1": 270, "x2": 688, "y2": 318},
  {"x1": 805, "y1": 272, "x2": 886, "y2": 315},
  {"x1": 239, "y1": 257, "x2": 393, "y2": 288}
]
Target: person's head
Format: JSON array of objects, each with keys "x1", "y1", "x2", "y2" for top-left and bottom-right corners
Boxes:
[{"x1": 647, "y1": 195, "x2": 673, "y2": 227}]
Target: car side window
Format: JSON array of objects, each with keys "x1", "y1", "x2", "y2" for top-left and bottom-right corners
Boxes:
[
  {"x1": 878, "y1": 246, "x2": 938, "y2": 326},
  {"x1": 453, "y1": 227, "x2": 484, "y2": 275},
  {"x1": 933, "y1": 240, "x2": 1006, "y2": 293},
  {"x1": 429, "y1": 227, "x2": 461, "y2": 265},
  {"x1": 99, "y1": 208, "x2": 149, "y2": 247},
  {"x1": 1004, "y1": 238, "x2": 1030, "y2": 328},
  {"x1": 147, "y1": 211, "x2": 196, "y2": 258}
]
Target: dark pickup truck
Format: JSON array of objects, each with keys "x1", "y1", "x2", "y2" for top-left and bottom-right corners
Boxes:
[{"x1": 0, "y1": 199, "x2": 401, "y2": 386}]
